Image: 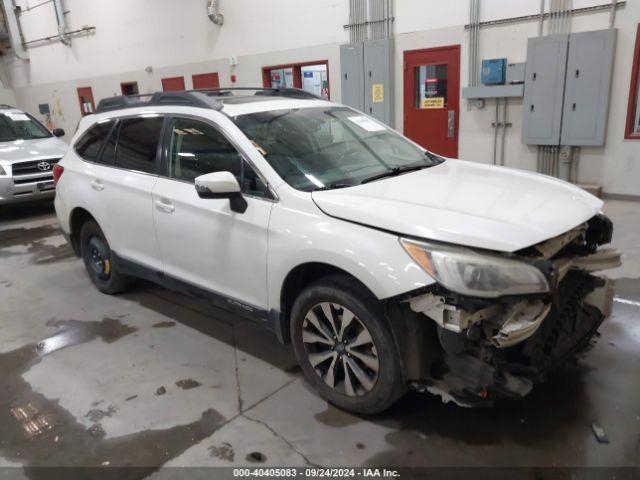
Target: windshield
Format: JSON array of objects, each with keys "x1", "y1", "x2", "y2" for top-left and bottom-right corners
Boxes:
[
  {"x1": 233, "y1": 107, "x2": 444, "y2": 191},
  {"x1": 0, "y1": 112, "x2": 52, "y2": 142}
]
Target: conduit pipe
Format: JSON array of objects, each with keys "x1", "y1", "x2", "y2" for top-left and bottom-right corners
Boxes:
[
  {"x1": 53, "y1": 0, "x2": 69, "y2": 45},
  {"x1": 538, "y1": 0, "x2": 545, "y2": 36},
  {"x1": 2, "y1": 0, "x2": 28, "y2": 59},
  {"x1": 609, "y1": 0, "x2": 617, "y2": 28},
  {"x1": 207, "y1": 0, "x2": 224, "y2": 25}
]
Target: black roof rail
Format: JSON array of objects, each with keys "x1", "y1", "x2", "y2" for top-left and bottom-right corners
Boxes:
[
  {"x1": 95, "y1": 87, "x2": 323, "y2": 114},
  {"x1": 254, "y1": 88, "x2": 323, "y2": 100},
  {"x1": 166, "y1": 87, "x2": 322, "y2": 100},
  {"x1": 0, "y1": 104, "x2": 15, "y2": 109},
  {"x1": 182, "y1": 87, "x2": 323, "y2": 100},
  {"x1": 95, "y1": 91, "x2": 224, "y2": 114}
]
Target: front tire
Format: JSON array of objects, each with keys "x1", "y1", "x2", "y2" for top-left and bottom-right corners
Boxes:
[
  {"x1": 80, "y1": 220, "x2": 128, "y2": 295},
  {"x1": 290, "y1": 275, "x2": 405, "y2": 414}
]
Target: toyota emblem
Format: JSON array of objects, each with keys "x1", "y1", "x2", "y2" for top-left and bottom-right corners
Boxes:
[{"x1": 37, "y1": 161, "x2": 51, "y2": 171}]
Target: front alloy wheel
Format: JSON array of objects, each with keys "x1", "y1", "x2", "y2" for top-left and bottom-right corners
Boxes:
[
  {"x1": 302, "y1": 302, "x2": 380, "y2": 397},
  {"x1": 290, "y1": 275, "x2": 405, "y2": 414}
]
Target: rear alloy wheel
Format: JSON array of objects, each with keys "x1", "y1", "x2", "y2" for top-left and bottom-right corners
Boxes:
[
  {"x1": 302, "y1": 302, "x2": 379, "y2": 397},
  {"x1": 291, "y1": 275, "x2": 404, "y2": 414}
]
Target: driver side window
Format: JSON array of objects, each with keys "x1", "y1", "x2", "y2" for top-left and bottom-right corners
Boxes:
[{"x1": 167, "y1": 117, "x2": 270, "y2": 199}]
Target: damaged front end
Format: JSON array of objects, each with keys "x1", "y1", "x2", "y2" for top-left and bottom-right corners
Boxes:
[{"x1": 395, "y1": 213, "x2": 619, "y2": 407}]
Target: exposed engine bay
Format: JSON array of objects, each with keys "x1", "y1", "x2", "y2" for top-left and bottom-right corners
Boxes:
[{"x1": 393, "y1": 213, "x2": 620, "y2": 407}]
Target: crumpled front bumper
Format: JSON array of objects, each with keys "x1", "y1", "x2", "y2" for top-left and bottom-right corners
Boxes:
[{"x1": 413, "y1": 271, "x2": 614, "y2": 407}]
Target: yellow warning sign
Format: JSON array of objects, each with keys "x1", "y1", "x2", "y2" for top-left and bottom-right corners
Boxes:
[
  {"x1": 372, "y1": 84, "x2": 384, "y2": 103},
  {"x1": 421, "y1": 97, "x2": 445, "y2": 109}
]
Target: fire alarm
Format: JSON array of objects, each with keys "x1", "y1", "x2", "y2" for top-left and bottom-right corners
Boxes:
[{"x1": 230, "y1": 74, "x2": 237, "y2": 83}]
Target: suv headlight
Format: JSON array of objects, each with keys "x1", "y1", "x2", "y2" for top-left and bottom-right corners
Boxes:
[{"x1": 400, "y1": 238, "x2": 550, "y2": 298}]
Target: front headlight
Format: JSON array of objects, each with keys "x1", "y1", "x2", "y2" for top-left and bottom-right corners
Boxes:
[{"x1": 400, "y1": 238, "x2": 550, "y2": 298}]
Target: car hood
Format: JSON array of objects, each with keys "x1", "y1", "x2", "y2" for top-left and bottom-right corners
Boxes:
[
  {"x1": 311, "y1": 160, "x2": 603, "y2": 252},
  {"x1": 0, "y1": 137, "x2": 68, "y2": 165}
]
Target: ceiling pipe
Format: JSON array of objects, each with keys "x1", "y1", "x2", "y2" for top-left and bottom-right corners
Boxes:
[
  {"x1": 207, "y1": 0, "x2": 224, "y2": 25},
  {"x1": 1, "y1": 0, "x2": 28, "y2": 59},
  {"x1": 53, "y1": 0, "x2": 70, "y2": 45}
]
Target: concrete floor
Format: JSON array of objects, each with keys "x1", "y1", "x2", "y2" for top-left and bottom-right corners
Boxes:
[{"x1": 0, "y1": 200, "x2": 638, "y2": 477}]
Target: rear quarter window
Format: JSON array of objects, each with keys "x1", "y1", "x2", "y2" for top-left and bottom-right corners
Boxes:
[{"x1": 74, "y1": 121, "x2": 114, "y2": 163}]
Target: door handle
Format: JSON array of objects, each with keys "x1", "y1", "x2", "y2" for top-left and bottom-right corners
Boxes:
[
  {"x1": 447, "y1": 110, "x2": 455, "y2": 138},
  {"x1": 154, "y1": 199, "x2": 175, "y2": 214},
  {"x1": 90, "y1": 179, "x2": 104, "y2": 191}
]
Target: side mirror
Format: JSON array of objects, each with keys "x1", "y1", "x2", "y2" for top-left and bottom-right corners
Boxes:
[
  {"x1": 194, "y1": 171, "x2": 247, "y2": 213},
  {"x1": 52, "y1": 128, "x2": 65, "y2": 138}
]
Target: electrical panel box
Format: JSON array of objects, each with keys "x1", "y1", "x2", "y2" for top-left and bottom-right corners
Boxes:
[
  {"x1": 340, "y1": 43, "x2": 365, "y2": 112},
  {"x1": 521, "y1": 34, "x2": 569, "y2": 146},
  {"x1": 561, "y1": 29, "x2": 616, "y2": 146},
  {"x1": 363, "y1": 38, "x2": 394, "y2": 126},
  {"x1": 481, "y1": 59, "x2": 507, "y2": 85},
  {"x1": 506, "y1": 62, "x2": 525, "y2": 84},
  {"x1": 340, "y1": 39, "x2": 394, "y2": 126}
]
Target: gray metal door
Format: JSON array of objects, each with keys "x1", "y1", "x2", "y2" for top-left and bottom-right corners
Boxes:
[
  {"x1": 340, "y1": 43, "x2": 365, "y2": 112},
  {"x1": 521, "y1": 34, "x2": 569, "y2": 145},
  {"x1": 363, "y1": 38, "x2": 394, "y2": 126},
  {"x1": 561, "y1": 29, "x2": 617, "y2": 146}
]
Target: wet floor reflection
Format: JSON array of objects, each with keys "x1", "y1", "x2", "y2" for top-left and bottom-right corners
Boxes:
[{"x1": 0, "y1": 318, "x2": 226, "y2": 479}]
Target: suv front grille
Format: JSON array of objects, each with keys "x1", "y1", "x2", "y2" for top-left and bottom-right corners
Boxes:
[
  {"x1": 12, "y1": 158, "x2": 61, "y2": 176},
  {"x1": 13, "y1": 175, "x2": 53, "y2": 185}
]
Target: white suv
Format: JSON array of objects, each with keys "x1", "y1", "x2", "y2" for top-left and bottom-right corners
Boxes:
[
  {"x1": 0, "y1": 105, "x2": 68, "y2": 205},
  {"x1": 54, "y1": 89, "x2": 620, "y2": 413}
]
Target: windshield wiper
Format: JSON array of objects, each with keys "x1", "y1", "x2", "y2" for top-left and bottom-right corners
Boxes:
[
  {"x1": 360, "y1": 164, "x2": 429, "y2": 184},
  {"x1": 314, "y1": 183, "x2": 353, "y2": 191}
]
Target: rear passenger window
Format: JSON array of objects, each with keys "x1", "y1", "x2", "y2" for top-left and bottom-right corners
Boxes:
[
  {"x1": 115, "y1": 117, "x2": 163, "y2": 174},
  {"x1": 74, "y1": 120, "x2": 113, "y2": 162}
]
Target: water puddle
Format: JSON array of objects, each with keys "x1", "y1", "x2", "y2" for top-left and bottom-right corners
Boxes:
[
  {"x1": 0, "y1": 224, "x2": 74, "y2": 264},
  {"x1": 0, "y1": 317, "x2": 226, "y2": 477}
]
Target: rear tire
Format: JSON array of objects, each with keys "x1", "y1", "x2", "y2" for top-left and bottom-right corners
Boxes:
[
  {"x1": 290, "y1": 274, "x2": 405, "y2": 414},
  {"x1": 80, "y1": 220, "x2": 128, "y2": 295}
]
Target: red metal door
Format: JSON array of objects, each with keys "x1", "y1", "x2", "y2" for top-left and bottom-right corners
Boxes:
[
  {"x1": 192, "y1": 73, "x2": 220, "y2": 90},
  {"x1": 161, "y1": 76, "x2": 186, "y2": 92},
  {"x1": 403, "y1": 45, "x2": 460, "y2": 158},
  {"x1": 77, "y1": 87, "x2": 95, "y2": 116}
]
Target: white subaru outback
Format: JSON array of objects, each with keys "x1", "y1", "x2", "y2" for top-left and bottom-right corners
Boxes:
[{"x1": 54, "y1": 88, "x2": 620, "y2": 413}]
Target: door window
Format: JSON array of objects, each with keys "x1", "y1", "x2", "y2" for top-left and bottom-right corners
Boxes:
[
  {"x1": 268, "y1": 68, "x2": 294, "y2": 89},
  {"x1": 167, "y1": 118, "x2": 269, "y2": 197},
  {"x1": 167, "y1": 117, "x2": 270, "y2": 197},
  {"x1": 263, "y1": 61, "x2": 330, "y2": 99},
  {"x1": 414, "y1": 64, "x2": 448, "y2": 109},
  {"x1": 115, "y1": 117, "x2": 163, "y2": 174},
  {"x1": 168, "y1": 117, "x2": 241, "y2": 182},
  {"x1": 74, "y1": 120, "x2": 114, "y2": 162}
]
